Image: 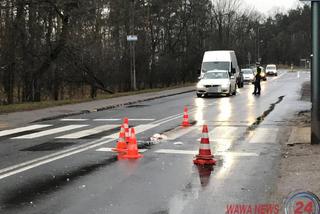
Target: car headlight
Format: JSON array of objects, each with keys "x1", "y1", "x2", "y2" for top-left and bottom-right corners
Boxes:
[
  {"x1": 221, "y1": 83, "x2": 229, "y2": 89},
  {"x1": 197, "y1": 82, "x2": 204, "y2": 88}
]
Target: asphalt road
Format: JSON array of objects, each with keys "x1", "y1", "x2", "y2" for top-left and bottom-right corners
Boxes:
[{"x1": 0, "y1": 70, "x2": 311, "y2": 214}]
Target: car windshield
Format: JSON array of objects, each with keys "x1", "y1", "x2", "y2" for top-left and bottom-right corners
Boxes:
[
  {"x1": 203, "y1": 72, "x2": 229, "y2": 79},
  {"x1": 202, "y1": 62, "x2": 230, "y2": 72},
  {"x1": 242, "y1": 69, "x2": 252, "y2": 74},
  {"x1": 267, "y1": 65, "x2": 276, "y2": 69}
]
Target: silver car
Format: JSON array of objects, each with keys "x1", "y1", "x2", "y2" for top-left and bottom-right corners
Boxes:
[
  {"x1": 241, "y1": 68, "x2": 255, "y2": 83},
  {"x1": 196, "y1": 70, "x2": 237, "y2": 97}
]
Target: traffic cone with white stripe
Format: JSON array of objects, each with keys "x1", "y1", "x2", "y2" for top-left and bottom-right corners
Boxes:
[
  {"x1": 182, "y1": 107, "x2": 190, "y2": 127},
  {"x1": 193, "y1": 125, "x2": 216, "y2": 165},
  {"x1": 112, "y1": 124, "x2": 127, "y2": 153},
  {"x1": 123, "y1": 117, "x2": 130, "y2": 142},
  {"x1": 122, "y1": 128, "x2": 143, "y2": 159}
]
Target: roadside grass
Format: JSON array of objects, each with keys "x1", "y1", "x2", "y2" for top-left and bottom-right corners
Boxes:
[{"x1": 0, "y1": 83, "x2": 195, "y2": 114}]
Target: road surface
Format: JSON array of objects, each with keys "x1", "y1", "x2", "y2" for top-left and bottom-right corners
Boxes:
[{"x1": 0, "y1": 70, "x2": 310, "y2": 214}]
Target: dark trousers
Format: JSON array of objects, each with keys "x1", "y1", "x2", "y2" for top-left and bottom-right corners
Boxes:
[{"x1": 253, "y1": 82, "x2": 261, "y2": 94}]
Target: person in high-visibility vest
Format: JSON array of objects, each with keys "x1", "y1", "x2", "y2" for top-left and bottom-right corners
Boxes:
[{"x1": 253, "y1": 63, "x2": 262, "y2": 95}]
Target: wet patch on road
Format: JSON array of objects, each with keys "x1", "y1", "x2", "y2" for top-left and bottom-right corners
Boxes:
[
  {"x1": 127, "y1": 104, "x2": 150, "y2": 108},
  {"x1": 248, "y1": 96, "x2": 285, "y2": 131},
  {"x1": 21, "y1": 142, "x2": 76, "y2": 151},
  {"x1": 80, "y1": 127, "x2": 120, "y2": 139},
  {"x1": 0, "y1": 157, "x2": 118, "y2": 210}
]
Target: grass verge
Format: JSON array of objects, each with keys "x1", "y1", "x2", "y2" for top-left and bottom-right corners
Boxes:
[{"x1": 0, "y1": 83, "x2": 195, "y2": 114}]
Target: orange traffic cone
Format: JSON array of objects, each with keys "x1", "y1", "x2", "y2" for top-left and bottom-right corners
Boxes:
[
  {"x1": 193, "y1": 125, "x2": 216, "y2": 165},
  {"x1": 122, "y1": 128, "x2": 143, "y2": 159},
  {"x1": 112, "y1": 124, "x2": 127, "y2": 153},
  {"x1": 182, "y1": 107, "x2": 190, "y2": 127},
  {"x1": 123, "y1": 117, "x2": 130, "y2": 142}
]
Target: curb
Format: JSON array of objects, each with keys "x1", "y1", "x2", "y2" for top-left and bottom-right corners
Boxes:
[{"x1": 32, "y1": 89, "x2": 196, "y2": 123}]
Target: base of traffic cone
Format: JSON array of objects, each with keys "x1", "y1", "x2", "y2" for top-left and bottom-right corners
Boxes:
[
  {"x1": 117, "y1": 153, "x2": 127, "y2": 160},
  {"x1": 182, "y1": 122, "x2": 190, "y2": 127},
  {"x1": 195, "y1": 154, "x2": 213, "y2": 159},
  {"x1": 122, "y1": 153, "x2": 143, "y2": 159},
  {"x1": 193, "y1": 158, "x2": 216, "y2": 165}
]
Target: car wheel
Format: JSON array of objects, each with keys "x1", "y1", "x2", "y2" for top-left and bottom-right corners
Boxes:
[
  {"x1": 196, "y1": 93, "x2": 202, "y2": 98},
  {"x1": 275, "y1": 73, "x2": 278, "y2": 76}
]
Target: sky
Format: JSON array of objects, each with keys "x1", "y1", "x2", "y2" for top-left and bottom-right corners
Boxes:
[{"x1": 243, "y1": 0, "x2": 303, "y2": 15}]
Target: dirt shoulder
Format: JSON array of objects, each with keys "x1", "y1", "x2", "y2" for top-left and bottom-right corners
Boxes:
[{"x1": 273, "y1": 81, "x2": 320, "y2": 202}]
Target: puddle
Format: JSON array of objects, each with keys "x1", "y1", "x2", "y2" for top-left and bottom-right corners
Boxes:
[{"x1": 1, "y1": 157, "x2": 117, "y2": 210}]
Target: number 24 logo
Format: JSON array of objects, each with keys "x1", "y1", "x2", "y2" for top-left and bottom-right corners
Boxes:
[{"x1": 295, "y1": 201, "x2": 314, "y2": 214}]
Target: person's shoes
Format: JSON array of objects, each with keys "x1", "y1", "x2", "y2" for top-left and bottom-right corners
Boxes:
[{"x1": 252, "y1": 92, "x2": 256, "y2": 95}]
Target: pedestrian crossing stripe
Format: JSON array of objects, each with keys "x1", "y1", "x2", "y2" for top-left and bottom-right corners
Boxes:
[
  {"x1": 56, "y1": 125, "x2": 119, "y2": 139},
  {"x1": 60, "y1": 118, "x2": 156, "y2": 122},
  {"x1": 2, "y1": 123, "x2": 282, "y2": 143},
  {"x1": 0, "y1": 125, "x2": 52, "y2": 138},
  {"x1": 96, "y1": 148, "x2": 148, "y2": 153},
  {"x1": 12, "y1": 125, "x2": 88, "y2": 139},
  {"x1": 60, "y1": 119, "x2": 88, "y2": 121},
  {"x1": 102, "y1": 124, "x2": 160, "y2": 139}
]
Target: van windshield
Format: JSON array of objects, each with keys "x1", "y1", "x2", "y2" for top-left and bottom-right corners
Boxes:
[
  {"x1": 266, "y1": 65, "x2": 276, "y2": 69},
  {"x1": 202, "y1": 62, "x2": 230, "y2": 73},
  {"x1": 203, "y1": 72, "x2": 229, "y2": 79}
]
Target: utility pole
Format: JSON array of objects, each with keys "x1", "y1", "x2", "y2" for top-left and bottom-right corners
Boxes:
[
  {"x1": 128, "y1": 0, "x2": 137, "y2": 91},
  {"x1": 311, "y1": 1, "x2": 320, "y2": 144},
  {"x1": 300, "y1": 0, "x2": 320, "y2": 144}
]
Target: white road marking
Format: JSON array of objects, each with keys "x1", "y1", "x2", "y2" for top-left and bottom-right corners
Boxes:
[
  {"x1": 12, "y1": 125, "x2": 88, "y2": 139},
  {"x1": 102, "y1": 124, "x2": 160, "y2": 139},
  {"x1": 269, "y1": 71, "x2": 287, "y2": 82},
  {"x1": 249, "y1": 128, "x2": 279, "y2": 143},
  {"x1": 56, "y1": 125, "x2": 118, "y2": 139},
  {"x1": 0, "y1": 138, "x2": 114, "y2": 180},
  {"x1": 0, "y1": 125, "x2": 52, "y2": 137},
  {"x1": 93, "y1": 119, "x2": 121, "y2": 121},
  {"x1": 0, "y1": 111, "x2": 194, "y2": 180},
  {"x1": 209, "y1": 126, "x2": 241, "y2": 140},
  {"x1": 155, "y1": 149, "x2": 198, "y2": 155},
  {"x1": 128, "y1": 119, "x2": 155, "y2": 121},
  {"x1": 93, "y1": 118, "x2": 155, "y2": 122},
  {"x1": 154, "y1": 149, "x2": 259, "y2": 157},
  {"x1": 60, "y1": 119, "x2": 88, "y2": 121},
  {"x1": 96, "y1": 148, "x2": 148, "y2": 153},
  {"x1": 166, "y1": 127, "x2": 197, "y2": 140}
]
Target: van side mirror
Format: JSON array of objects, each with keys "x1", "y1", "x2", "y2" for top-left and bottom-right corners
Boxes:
[
  {"x1": 197, "y1": 69, "x2": 201, "y2": 75},
  {"x1": 231, "y1": 68, "x2": 236, "y2": 74}
]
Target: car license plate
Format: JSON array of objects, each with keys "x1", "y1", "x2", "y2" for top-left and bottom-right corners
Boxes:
[{"x1": 208, "y1": 86, "x2": 220, "y2": 93}]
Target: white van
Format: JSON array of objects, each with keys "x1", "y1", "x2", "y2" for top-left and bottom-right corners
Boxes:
[{"x1": 198, "y1": 51, "x2": 240, "y2": 95}]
